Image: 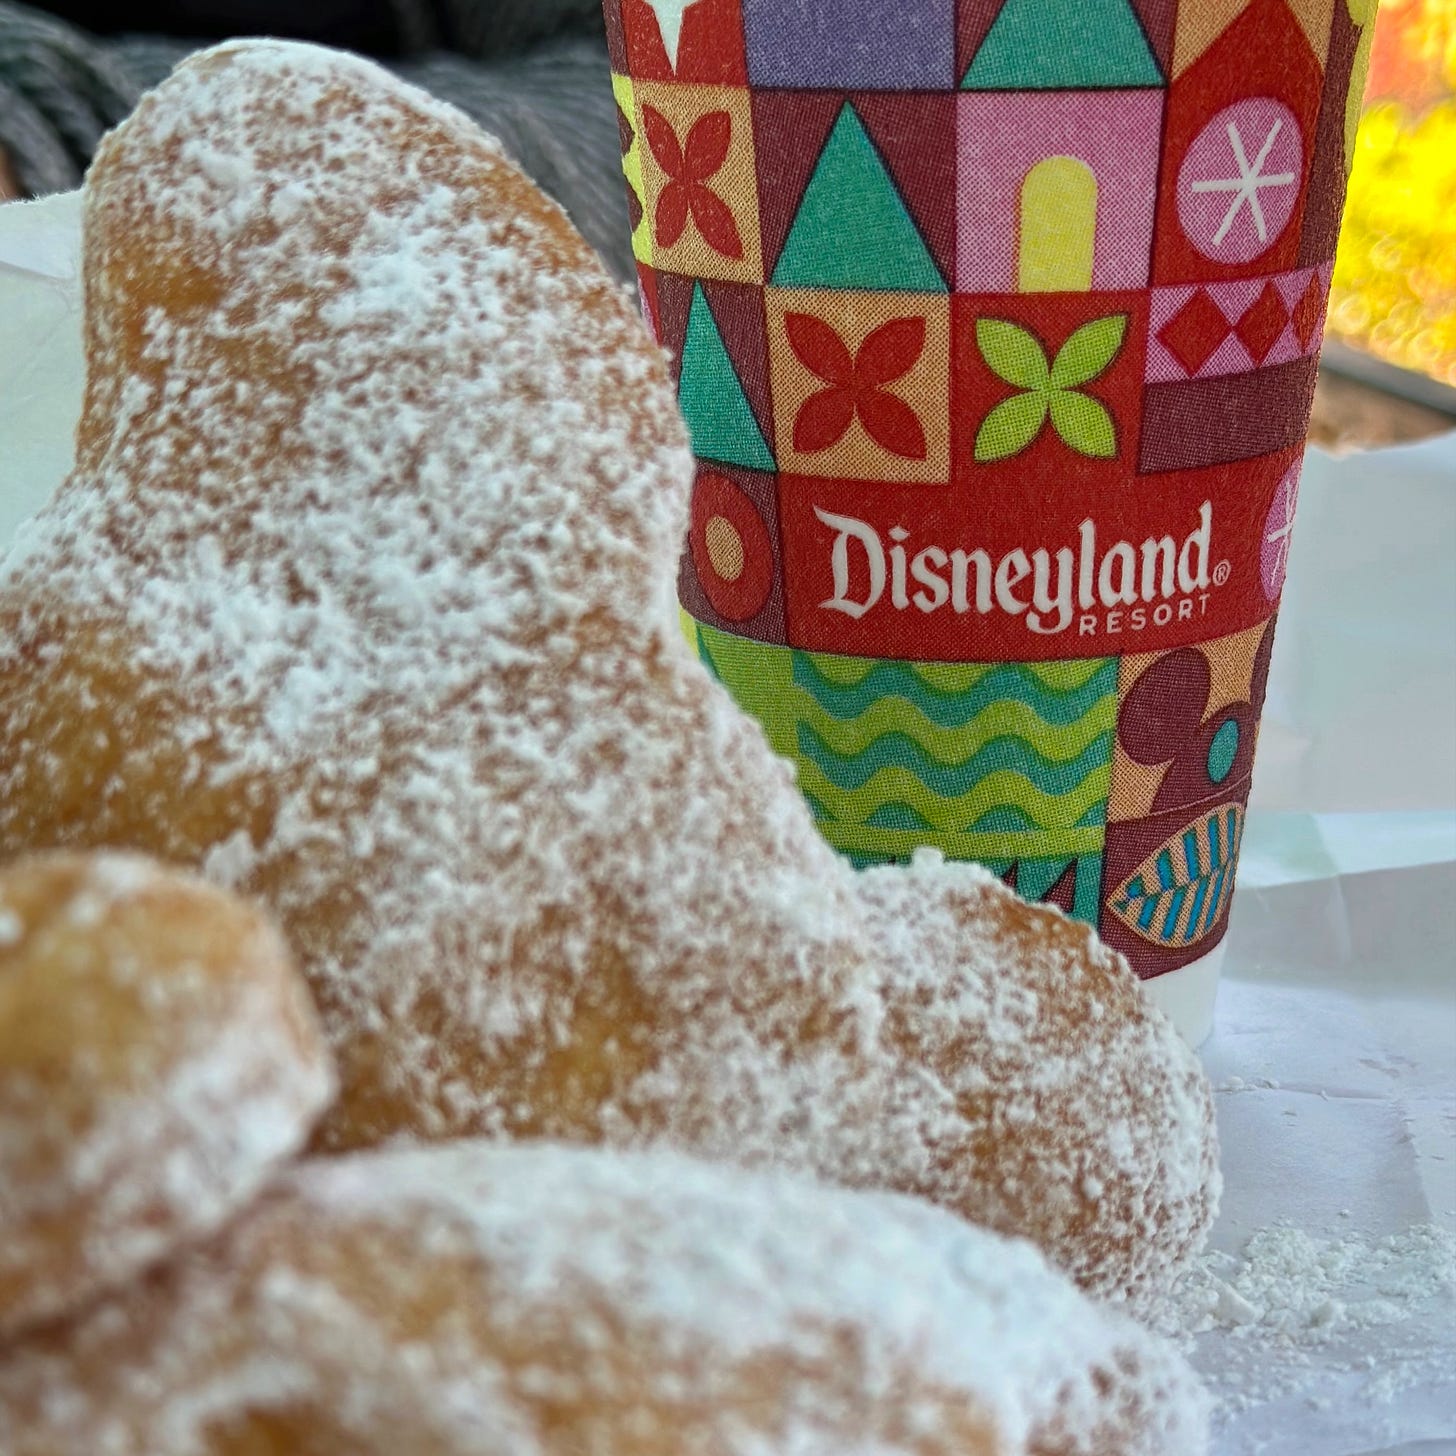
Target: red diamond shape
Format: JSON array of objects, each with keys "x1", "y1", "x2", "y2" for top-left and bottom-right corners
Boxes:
[
  {"x1": 1235, "y1": 282, "x2": 1289, "y2": 364},
  {"x1": 1292, "y1": 274, "x2": 1327, "y2": 349},
  {"x1": 1158, "y1": 290, "x2": 1231, "y2": 375}
]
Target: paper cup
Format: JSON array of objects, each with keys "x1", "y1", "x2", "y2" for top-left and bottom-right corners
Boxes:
[{"x1": 605, "y1": 0, "x2": 1376, "y2": 1043}]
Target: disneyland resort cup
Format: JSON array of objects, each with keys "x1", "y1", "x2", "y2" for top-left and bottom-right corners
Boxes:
[{"x1": 602, "y1": 0, "x2": 1377, "y2": 1043}]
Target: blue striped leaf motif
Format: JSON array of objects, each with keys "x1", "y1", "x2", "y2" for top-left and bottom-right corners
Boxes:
[{"x1": 1108, "y1": 804, "x2": 1245, "y2": 948}]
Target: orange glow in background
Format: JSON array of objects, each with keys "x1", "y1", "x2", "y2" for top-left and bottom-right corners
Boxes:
[{"x1": 1329, "y1": 0, "x2": 1456, "y2": 383}]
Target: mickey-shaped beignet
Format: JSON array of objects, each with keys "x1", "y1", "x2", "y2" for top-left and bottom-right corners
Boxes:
[
  {"x1": 0, "y1": 40, "x2": 1216, "y2": 1305},
  {"x1": 0, "y1": 851, "x2": 332, "y2": 1339},
  {"x1": 0, "y1": 1143, "x2": 1209, "y2": 1456}
]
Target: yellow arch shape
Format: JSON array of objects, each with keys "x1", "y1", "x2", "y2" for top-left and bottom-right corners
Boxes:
[{"x1": 1018, "y1": 156, "x2": 1098, "y2": 294}]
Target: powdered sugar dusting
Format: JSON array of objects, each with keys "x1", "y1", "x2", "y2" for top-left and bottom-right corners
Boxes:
[
  {"x1": 0, "y1": 852, "x2": 334, "y2": 1337},
  {"x1": 0, "y1": 40, "x2": 1215, "y2": 1305},
  {"x1": 0, "y1": 1142, "x2": 1210, "y2": 1455}
]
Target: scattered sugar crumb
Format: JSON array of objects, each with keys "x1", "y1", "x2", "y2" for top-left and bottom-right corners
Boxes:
[
  {"x1": 1160, "y1": 1222, "x2": 1456, "y2": 1418},
  {"x1": 1167, "y1": 1223, "x2": 1455, "y2": 1343},
  {"x1": 1216, "y1": 1076, "x2": 1283, "y2": 1093}
]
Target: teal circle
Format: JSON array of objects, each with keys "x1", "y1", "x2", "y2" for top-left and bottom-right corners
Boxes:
[{"x1": 1207, "y1": 720, "x2": 1240, "y2": 784}]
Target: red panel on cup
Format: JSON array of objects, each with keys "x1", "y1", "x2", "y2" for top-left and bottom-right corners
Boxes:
[
  {"x1": 1153, "y1": 0, "x2": 1326, "y2": 285},
  {"x1": 776, "y1": 447, "x2": 1300, "y2": 663},
  {"x1": 622, "y1": 0, "x2": 749, "y2": 85}
]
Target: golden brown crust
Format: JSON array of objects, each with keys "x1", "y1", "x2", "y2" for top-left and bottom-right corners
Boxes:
[
  {"x1": 0, "y1": 851, "x2": 334, "y2": 1339},
  {"x1": 0, "y1": 40, "x2": 1217, "y2": 1306},
  {"x1": 0, "y1": 1143, "x2": 1207, "y2": 1455}
]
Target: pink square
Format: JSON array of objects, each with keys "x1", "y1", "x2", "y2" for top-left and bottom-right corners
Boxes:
[{"x1": 957, "y1": 91, "x2": 1164, "y2": 294}]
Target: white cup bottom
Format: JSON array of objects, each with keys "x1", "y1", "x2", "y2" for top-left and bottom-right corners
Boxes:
[{"x1": 1140, "y1": 941, "x2": 1225, "y2": 1048}]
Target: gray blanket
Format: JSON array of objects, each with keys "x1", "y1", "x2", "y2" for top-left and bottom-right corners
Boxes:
[{"x1": 0, "y1": 0, "x2": 632, "y2": 279}]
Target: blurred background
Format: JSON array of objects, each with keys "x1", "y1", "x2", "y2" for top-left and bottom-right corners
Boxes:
[{"x1": 1312, "y1": 0, "x2": 1456, "y2": 447}]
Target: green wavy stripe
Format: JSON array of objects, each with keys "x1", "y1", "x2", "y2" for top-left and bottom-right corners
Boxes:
[
  {"x1": 795, "y1": 756, "x2": 1112, "y2": 836},
  {"x1": 802, "y1": 653, "x2": 1111, "y2": 696},
  {"x1": 819, "y1": 820, "x2": 1106, "y2": 861},
  {"x1": 799, "y1": 722, "x2": 1113, "y2": 794},
  {"x1": 967, "y1": 800, "x2": 1107, "y2": 833},
  {"x1": 794, "y1": 655, "x2": 1117, "y2": 728},
  {"x1": 863, "y1": 801, "x2": 937, "y2": 831},
  {"x1": 693, "y1": 622, "x2": 1113, "y2": 837},
  {"x1": 798, "y1": 692, "x2": 1113, "y2": 766}
]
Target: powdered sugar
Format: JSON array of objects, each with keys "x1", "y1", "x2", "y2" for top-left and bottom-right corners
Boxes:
[
  {"x1": 1159, "y1": 1221, "x2": 1456, "y2": 1423},
  {"x1": 0, "y1": 852, "x2": 334, "y2": 1338},
  {"x1": 0, "y1": 39, "x2": 1215, "y2": 1305},
  {"x1": 0, "y1": 1141, "x2": 1211, "y2": 1455},
  {"x1": 1170, "y1": 1223, "x2": 1455, "y2": 1342}
]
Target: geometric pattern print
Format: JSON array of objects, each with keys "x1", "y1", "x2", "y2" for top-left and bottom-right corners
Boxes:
[
  {"x1": 1099, "y1": 615, "x2": 1275, "y2": 974},
  {"x1": 1108, "y1": 802, "x2": 1244, "y2": 947},
  {"x1": 614, "y1": 3, "x2": 1364, "y2": 481},
  {"x1": 766, "y1": 290, "x2": 953, "y2": 482},
  {"x1": 688, "y1": 618, "x2": 1116, "y2": 924},
  {"x1": 1172, "y1": 0, "x2": 1338, "y2": 75},
  {"x1": 608, "y1": 0, "x2": 1373, "y2": 979},
  {"x1": 633, "y1": 79, "x2": 765, "y2": 285},
  {"x1": 1147, "y1": 263, "x2": 1333, "y2": 380}
]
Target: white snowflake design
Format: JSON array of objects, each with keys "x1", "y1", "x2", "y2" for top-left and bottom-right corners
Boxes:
[{"x1": 1190, "y1": 117, "x2": 1300, "y2": 248}]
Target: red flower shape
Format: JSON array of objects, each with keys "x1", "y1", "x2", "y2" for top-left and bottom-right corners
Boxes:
[
  {"x1": 785, "y1": 313, "x2": 927, "y2": 460},
  {"x1": 641, "y1": 106, "x2": 743, "y2": 260}
]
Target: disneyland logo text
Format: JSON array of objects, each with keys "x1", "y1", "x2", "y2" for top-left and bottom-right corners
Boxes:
[{"x1": 815, "y1": 502, "x2": 1220, "y2": 638}]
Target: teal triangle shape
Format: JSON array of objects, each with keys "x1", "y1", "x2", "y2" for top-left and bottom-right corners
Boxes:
[
  {"x1": 771, "y1": 105, "x2": 946, "y2": 293},
  {"x1": 963, "y1": 0, "x2": 1163, "y2": 88},
  {"x1": 679, "y1": 285, "x2": 775, "y2": 472}
]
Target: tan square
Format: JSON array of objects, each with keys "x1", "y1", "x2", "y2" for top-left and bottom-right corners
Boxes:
[
  {"x1": 1172, "y1": 0, "x2": 1252, "y2": 76},
  {"x1": 634, "y1": 80, "x2": 764, "y2": 285},
  {"x1": 766, "y1": 288, "x2": 951, "y2": 484}
]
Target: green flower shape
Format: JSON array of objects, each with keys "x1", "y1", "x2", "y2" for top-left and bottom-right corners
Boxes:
[{"x1": 973, "y1": 315, "x2": 1128, "y2": 463}]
